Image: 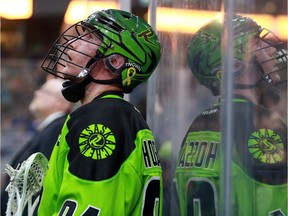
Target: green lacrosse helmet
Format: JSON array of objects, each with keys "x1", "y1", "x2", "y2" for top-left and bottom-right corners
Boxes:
[
  {"x1": 187, "y1": 15, "x2": 261, "y2": 95},
  {"x1": 41, "y1": 9, "x2": 161, "y2": 95},
  {"x1": 85, "y1": 9, "x2": 161, "y2": 92}
]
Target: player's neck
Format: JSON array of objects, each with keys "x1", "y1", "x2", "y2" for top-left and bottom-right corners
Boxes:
[{"x1": 81, "y1": 84, "x2": 122, "y2": 105}]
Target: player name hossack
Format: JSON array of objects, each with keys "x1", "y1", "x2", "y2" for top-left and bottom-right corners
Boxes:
[
  {"x1": 142, "y1": 139, "x2": 161, "y2": 168},
  {"x1": 177, "y1": 141, "x2": 219, "y2": 169}
]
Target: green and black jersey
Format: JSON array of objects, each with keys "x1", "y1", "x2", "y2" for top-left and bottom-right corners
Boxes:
[
  {"x1": 38, "y1": 91, "x2": 163, "y2": 216},
  {"x1": 175, "y1": 97, "x2": 287, "y2": 216}
]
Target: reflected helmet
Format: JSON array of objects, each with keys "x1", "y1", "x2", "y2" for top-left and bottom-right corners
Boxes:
[
  {"x1": 41, "y1": 9, "x2": 161, "y2": 94},
  {"x1": 187, "y1": 15, "x2": 287, "y2": 95}
]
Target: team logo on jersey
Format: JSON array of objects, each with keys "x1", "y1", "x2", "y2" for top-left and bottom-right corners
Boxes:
[
  {"x1": 248, "y1": 129, "x2": 285, "y2": 164},
  {"x1": 78, "y1": 124, "x2": 116, "y2": 160}
]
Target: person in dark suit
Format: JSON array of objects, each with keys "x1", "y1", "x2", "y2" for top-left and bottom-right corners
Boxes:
[{"x1": 1, "y1": 78, "x2": 72, "y2": 216}]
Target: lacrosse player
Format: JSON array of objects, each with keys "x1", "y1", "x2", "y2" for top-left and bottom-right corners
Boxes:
[
  {"x1": 38, "y1": 9, "x2": 163, "y2": 216},
  {"x1": 174, "y1": 15, "x2": 287, "y2": 215}
]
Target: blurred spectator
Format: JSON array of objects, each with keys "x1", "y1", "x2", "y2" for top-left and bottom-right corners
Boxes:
[{"x1": 1, "y1": 78, "x2": 73, "y2": 216}]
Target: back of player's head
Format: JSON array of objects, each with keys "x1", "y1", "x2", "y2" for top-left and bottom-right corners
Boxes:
[{"x1": 187, "y1": 15, "x2": 287, "y2": 95}]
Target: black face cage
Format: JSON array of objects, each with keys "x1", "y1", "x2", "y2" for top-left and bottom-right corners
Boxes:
[
  {"x1": 41, "y1": 22, "x2": 109, "y2": 80},
  {"x1": 253, "y1": 28, "x2": 287, "y2": 86}
]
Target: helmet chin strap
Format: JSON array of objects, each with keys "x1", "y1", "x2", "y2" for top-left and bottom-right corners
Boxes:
[
  {"x1": 61, "y1": 52, "x2": 120, "y2": 103},
  {"x1": 233, "y1": 83, "x2": 257, "y2": 89},
  {"x1": 233, "y1": 79, "x2": 280, "y2": 108},
  {"x1": 61, "y1": 74, "x2": 120, "y2": 103},
  {"x1": 62, "y1": 62, "x2": 122, "y2": 103},
  {"x1": 61, "y1": 76, "x2": 92, "y2": 103}
]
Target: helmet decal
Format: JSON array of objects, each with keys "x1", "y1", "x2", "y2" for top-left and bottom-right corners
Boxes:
[
  {"x1": 138, "y1": 29, "x2": 157, "y2": 46},
  {"x1": 215, "y1": 70, "x2": 222, "y2": 80},
  {"x1": 123, "y1": 67, "x2": 137, "y2": 86}
]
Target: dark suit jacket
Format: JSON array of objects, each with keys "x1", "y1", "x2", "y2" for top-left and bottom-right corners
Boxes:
[{"x1": 1, "y1": 115, "x2": 67, "y2": 216}]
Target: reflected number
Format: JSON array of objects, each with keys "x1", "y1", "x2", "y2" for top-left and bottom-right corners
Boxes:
[{"x1": 187, "y1": 178, "x2": 217, "y2": 216}]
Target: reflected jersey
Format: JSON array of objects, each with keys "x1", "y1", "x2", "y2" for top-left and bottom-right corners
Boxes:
[
  {"x1": 175, "y1": 97, "x2": 287, "y2": 215},
  {"x1": 38, "y1": 92, "x2": 163, "y2": 216}
]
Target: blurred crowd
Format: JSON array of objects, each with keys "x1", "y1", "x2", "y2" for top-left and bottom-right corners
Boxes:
[{"x1": 1, "y1": 59, "x2": 46, "y2": 178}]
